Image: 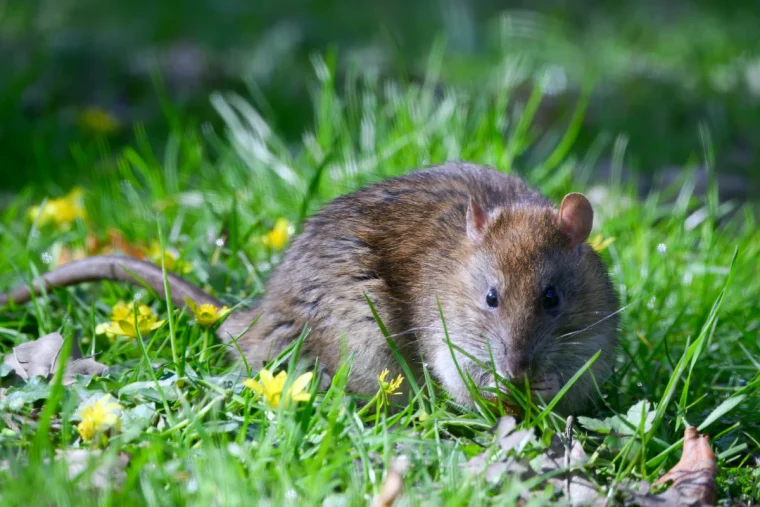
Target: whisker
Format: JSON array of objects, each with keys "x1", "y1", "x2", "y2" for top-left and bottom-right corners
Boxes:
[
  {"x1": 558, "y1": 302, "x2": 633, "y2": 339},
  {"x1": 385, "y1": 325, "x2": 442, "y2": 339}
]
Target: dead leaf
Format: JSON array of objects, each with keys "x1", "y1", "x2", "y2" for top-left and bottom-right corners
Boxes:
[
  {"x1": 3, "y1": 332, "x2": 109, "y2": 386},
  {"x1": 56, "y1": 449, "x2": 130, "y2": 489},
  {"x1": 627, "y1": 426, "x2": 717, "y2": 507},
  {"x1": 497, "y1": 416, "x2": 535, "y2": 455},
  {"x1": 466, "y1": 453, "x2": 533, "y2": 483},
  {"x1": 467, "y1": 415, "x2": 604, "y2": 506},
  {"x1": 56, "y1": 246, "x2": 88, "y2": 266},
  {"x1": 57, "y1": 229, "x2": 146, "y2": 266},
  {"x1": 63, "y1": 358, "x2": 110, "y2": 385},
  {"x1": 103, "y1": 229, "x2": 146, "y2": 259},
  {"x1": 4, "y1": 332, "x2": 63, "y2": 380},
  {"x1": 532, "y1": 421, "x2": 603, "y2": 507},
  {"x1": 373, "y1": 456, "x2": 410, "y2": 507}
]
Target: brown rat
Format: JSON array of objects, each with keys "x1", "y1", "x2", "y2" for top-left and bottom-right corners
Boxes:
[{"x1": 0, "y1": 163, "x2": 619, "y2": 413}]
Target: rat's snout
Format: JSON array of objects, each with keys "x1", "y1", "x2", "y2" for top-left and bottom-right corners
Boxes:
[
  {"x1": 505, "y1": 352, "x2": 529, "y2": 381},
  {"x1": 501, "y1": 314, "x2": 534, "y2": 381}
]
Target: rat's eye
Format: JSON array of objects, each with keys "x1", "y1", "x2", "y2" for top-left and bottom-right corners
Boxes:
[
  {"x1": 542, "y1": 286, "x2": 560, "y2": 309},
  {"x1": 485, "y1": 288, "x2": 499, "y2": 309}
]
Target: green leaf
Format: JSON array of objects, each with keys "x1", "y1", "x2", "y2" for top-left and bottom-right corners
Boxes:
[
  {"x1": 119, "y1": 377, "x2": 180, "y2": 402},
  {"x1": 121, "y1": 403, "x2": 157, "y2": 442},
  {"x1": 0, "y1": 377, "x2": 50, "y2": 411},
  {"x1": 698, "y1": 394, "x2": 746, "y2": 432},
  {"x1": 621, "y1": 400, "x2": 655, "y2": 435},
  {"x1": 577, "y1": 416, "x2": 612, "y2": 434}
]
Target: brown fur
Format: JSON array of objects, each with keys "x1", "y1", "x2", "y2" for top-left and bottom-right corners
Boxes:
[
  {"x1": 218, "y1": 163, "x2": 619, "y2": 412},
  {"x1": 1, "y1": 163, "x2": 619, "y2": 413}
]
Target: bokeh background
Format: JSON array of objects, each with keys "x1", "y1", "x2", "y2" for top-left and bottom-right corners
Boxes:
[{"x1": 2, "y1": 0, "x2": 760, "y2": 195}]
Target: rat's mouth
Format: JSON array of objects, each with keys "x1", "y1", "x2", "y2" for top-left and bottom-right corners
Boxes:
[{"x1": 481, "y1": 375, "x2": 560, "y2": 404}]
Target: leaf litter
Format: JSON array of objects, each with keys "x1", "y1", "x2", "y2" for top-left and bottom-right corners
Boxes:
[
  {"x1": 0, "y1": 336, "x2": 721, "y2": 504},
  {"x1": 2, "y1": 332, "x2": 109, "y2": 386},
  {"x1": 465, "y1": 413, "x2": 718, "y2": 506}
]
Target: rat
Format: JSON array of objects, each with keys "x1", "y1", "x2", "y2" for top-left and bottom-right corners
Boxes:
[{"x1": 0, "y1": 163, "x2": 619, "y2": 413}]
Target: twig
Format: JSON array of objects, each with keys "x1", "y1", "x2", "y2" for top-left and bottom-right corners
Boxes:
[{"x1": 565, "y1": 415, "x2": 574, "y2": 500}]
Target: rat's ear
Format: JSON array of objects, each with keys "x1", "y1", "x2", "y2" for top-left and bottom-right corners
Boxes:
[
  {"x1": 558, "y1": 192, "x2": 593, "y2": 250},
  {"x1": 466, "y1": 196, "x2": 488, "y2": 243}
]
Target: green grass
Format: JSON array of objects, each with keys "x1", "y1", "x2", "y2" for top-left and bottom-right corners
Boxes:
[{"x1": 1, "y1": 58, "x2": 759, "y2": 505}]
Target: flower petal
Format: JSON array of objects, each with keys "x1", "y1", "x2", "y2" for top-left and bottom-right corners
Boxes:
[
  {"x1": 271, "y1": 371, "x2": 288, "y2": 393},
  {"x1": 288, "y1": 372, "x2": 313, "y2": 396},
  {"x1": 243, "y1": 379, "x2": 264, "y2": 394},
  {"x1": 289, "y1": 392, "x2": 312, "y2": 403},
  {"x1": 258, "y1": 369, "x2": 274, "y2": 386},
  {"x1": 116, "y1": 320, "x2": 138, "y2": 338},
  {"x1": 145, "y1": 319, "x2": 165, "y2": 332}
]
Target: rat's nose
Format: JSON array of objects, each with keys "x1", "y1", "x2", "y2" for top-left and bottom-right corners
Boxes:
[{"x1": 506, "y1": 354, "x2": 529, "y2": 380}]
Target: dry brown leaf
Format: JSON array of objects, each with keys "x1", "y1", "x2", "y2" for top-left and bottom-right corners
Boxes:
[
  {"x1": 373, "y1": 456, "x2": 410, "y2": 507},
  {"x1": 3, "y1": 332, "x2": 109, "y2": 386},
  {"x1": 56, "y1": 246, "x2": 89, "y2": 266},
  {"x1": 627, "y1": 426, "x2": 717, "y2": 507},
  {"x1": 104, "y1": 229, "x2": 146, "y2": 259},
  {"x1": 56, "y1": 230, "x2": 145, "y2": 267},
  {"x1": 653, "y1": 427, "x2": 717, "y2": 501}
]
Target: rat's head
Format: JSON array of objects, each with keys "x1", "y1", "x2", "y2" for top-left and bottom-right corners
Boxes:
[{"x1": 430, "y1": 193, "x2": 619, "y2": 414}]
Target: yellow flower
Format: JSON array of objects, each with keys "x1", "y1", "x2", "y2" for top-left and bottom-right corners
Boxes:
[
  {"x1": 260, "y1": 218, "x2": 293, "y2": 250},
  {"x1": 77, "y1": 394, "x2": 122, "y2": 443},
  {"x1": 144, "y1": 241, "x2": 192, "y2": 275},
  {"x1": 96, "y1": 300, "x2": 165, "y2": 339},
  {"x1": 185, "y1": 297, "x2": 230, "y2": 328},
  {"x1": 377, "y1": 369, "x2": 404, "y2": 408},
  {"x1": 243, "y1": 369, "x2": 313, "y2": 408},
  {"x1": 588, "y1": 233, "x2": 616, "y2": 253},
  {"x1": 110, "y1": 300, "x2": 133, "y2": 321},
  {"x1": 27, "y1": 188, "x2": 87, "y2": 230},
  {"x1": 79, "y1": 106, "x2": 120, "y2": 135}
]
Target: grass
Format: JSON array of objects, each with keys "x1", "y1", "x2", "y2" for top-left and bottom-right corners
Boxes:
[
  {"x1": 5, "y1": 2, "x2": 760, "y2": 193},
  {"x1": 1, "y1": 57, "x2": 759, "y2": 505}
]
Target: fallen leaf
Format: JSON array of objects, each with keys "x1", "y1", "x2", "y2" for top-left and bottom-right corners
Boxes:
[
  {"x1": 57, "y1": 231, "x2": 136, "y2": 266},
  {"x1": 102, "y1": 229, "x2": 146, "y2": 259},
  {"x1": 497, "y1": 415, "x2": 535, "y2": 455},
  {"x1": 4, "y1": 332, "x2": 63, "y2": 380},
  {"x1": 465, "y1": 416, "x2": 535, "y2": 482},
  {"x1": 534, "y1": 434, "x2": 602, "y2": 507},
  {"x1": 466, "y1": 453, "x2": 533, "y2": 483},
  {"x1": 56, "y1": 449, "x2": 130, "y2": 490},
  {"x1": 467, "y1": 415, "x2": 605, "y2": 506},
  {"x1": 63, "y1": 358, "x2": 110, "y2": 386},
  {"x1": 627, "y1": 426, "x2": 717, "y2": 507},
  {"x1": 373, "y1": 456, "x2": 409, "y2": 507},
  {"x1": 2, "y1": 332, "x2": 109, "y2": 386}
]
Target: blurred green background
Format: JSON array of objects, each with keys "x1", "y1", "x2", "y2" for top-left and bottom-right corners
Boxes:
[{"x1": 2, "y1": 0, "x2": 760, "y2": 194}]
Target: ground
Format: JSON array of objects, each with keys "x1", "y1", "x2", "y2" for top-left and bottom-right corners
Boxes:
[{"x1": 0, "y1": 60, "x2": 759, "y2": 505}]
